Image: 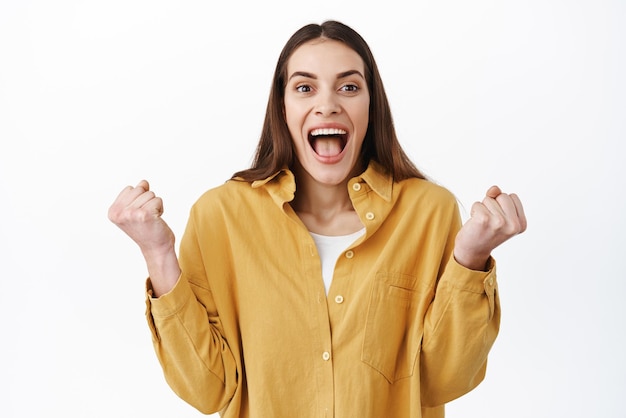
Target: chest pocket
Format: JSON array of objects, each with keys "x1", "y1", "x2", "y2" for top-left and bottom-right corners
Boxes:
[{"x1": 361, "y1": 272, "x2": 434, "y2": 383}]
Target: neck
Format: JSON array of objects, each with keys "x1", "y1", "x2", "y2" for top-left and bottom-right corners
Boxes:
[
  {"x1": 291, "y1": 166, "x2": 364, "y2": 235},
  {"x1": 292, "y1": 175, "x2": 352, "y2": 215}
]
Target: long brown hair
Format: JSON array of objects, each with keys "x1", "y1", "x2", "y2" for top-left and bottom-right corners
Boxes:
[{"x1": 233, "y1": 20, "x2": 425, "y2": 182}]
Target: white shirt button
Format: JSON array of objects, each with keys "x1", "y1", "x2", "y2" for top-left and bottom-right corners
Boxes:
[
  {"x1": 352, "y1": 183, "x2": 362, "y2": 191},
  {"x1": 365, "y1": 212, "x2": 375, "y2": 220},
  {"x1": 345, "y1": 250, "x2": 354, "y2": 259},
  {"x1": 322, "y1": 351, "x2": 331, "y2": 361},
  {"x1": 334, "y1": 295, "x2": 344, "y2": 304}
]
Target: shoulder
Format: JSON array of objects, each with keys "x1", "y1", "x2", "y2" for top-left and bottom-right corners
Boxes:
[
  {"x1": 190, "y1": 179, "x2": 258, "y2": 213},
  {"x1": 392, "y1": 178, "x2": 462, "y2": 228},
  {"x1": 397, "y1": 177, "x2": 458, "y2": 207}
]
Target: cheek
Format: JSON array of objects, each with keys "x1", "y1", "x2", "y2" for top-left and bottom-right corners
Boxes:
[
  {"x1": 285, "y1": 116, "x2": 300, "y2": 141},
  {"x1": 355, "y1": 102, "x2": 370, "y2": 132},
  {"x1": 283, "y1": 110, "x2": 295, "y2": 134},
  {"x1": 284, "y1": 103, "x2": 306, "y2": 137},
  {"x1": 283, "y1": 110, "x2": 302, "y2": 150},
  {"x1": 349, "y1": 95, "x2": 369, "y2": 120}
]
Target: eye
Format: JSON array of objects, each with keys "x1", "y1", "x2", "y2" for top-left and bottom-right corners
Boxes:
[
  {"x1": 295, "y1": 84, "x2": 313, "y2": 93},
  {"x1": 340, "y1": 83, "x2": 359, "y2": 93}
]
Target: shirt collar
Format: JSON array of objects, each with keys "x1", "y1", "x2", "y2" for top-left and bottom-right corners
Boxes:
[
  {"x1": 250, "y1": 160, "x2": 393, "y2": 205},
  {"x1": 357, "y1": 160, "x2": 393, "y2": 202},
  {"x1": 251, "y1": 168, "x2": 296, "y2": 207}
]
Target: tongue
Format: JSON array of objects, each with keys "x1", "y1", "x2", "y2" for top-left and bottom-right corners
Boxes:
[{"x1": 313, "y1": 137, "x2": 343, "y2": 157}]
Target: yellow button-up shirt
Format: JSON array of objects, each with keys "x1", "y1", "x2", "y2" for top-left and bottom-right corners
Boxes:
[{"x1": 146, "y1": 162, "x2": 500, "y2": 418}]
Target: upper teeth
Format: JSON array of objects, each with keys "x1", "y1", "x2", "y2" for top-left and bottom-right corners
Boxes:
[{"x1": 310, "y1": 128, "x2": 347, "y2": 136}]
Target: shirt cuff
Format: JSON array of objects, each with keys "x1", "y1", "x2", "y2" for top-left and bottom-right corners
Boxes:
[
  {"x1": 442, "y1": 255, "x2": 497, "y2": 294},
  {"x1": 145, "y1": 273, "x2": 194, "y2": 318}
]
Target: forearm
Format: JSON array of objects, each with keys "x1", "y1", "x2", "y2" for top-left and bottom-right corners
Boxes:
[
  {"x1": 453, "y1": 246, "x2": 491, "y2": 271},
  {"x1": 142, "y1": 245, "x2": 181, "y2": 297}
]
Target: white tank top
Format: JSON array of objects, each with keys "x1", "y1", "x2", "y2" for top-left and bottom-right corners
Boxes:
[{"x1": 309, "y1": 228, "x2": 365, "y2": 294}]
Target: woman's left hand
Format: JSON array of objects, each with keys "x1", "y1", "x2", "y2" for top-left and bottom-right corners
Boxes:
[{"x1": 453, "y1": 186, "x2": 527, "y2": 271}]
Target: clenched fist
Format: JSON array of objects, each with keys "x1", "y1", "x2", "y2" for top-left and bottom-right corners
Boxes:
[
  {"x1": 454, "y1": 186, "x2": 527, "y2": 271},
  {"x1": 108, "y1": 180, "x2": 180, "y2": 296}
]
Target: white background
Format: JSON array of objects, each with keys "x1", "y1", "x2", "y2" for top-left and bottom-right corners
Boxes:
[{"x1": 1, "y1": 0, "x2": 624, "y2": 417}]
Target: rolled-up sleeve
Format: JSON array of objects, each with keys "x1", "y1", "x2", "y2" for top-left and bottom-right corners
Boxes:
[
  {"x1": 144, "y1": 226, "x2": 239, "y2": 415},
  {"x1": 420, "y1": 255, "x2": 500, "y2": 407}
]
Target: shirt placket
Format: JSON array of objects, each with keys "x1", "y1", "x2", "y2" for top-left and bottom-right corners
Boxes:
[{"x1": 300, "y1": 232, "x2": 335, "y2": 416}]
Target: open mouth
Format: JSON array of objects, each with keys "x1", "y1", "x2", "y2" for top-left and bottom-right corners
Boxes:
[{"x1": 308, "y1": 128, "x2": 348, "y2": 157}]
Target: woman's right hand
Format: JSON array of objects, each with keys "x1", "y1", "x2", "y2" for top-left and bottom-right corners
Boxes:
[
  {"x1": 108, "y1": 180, "x2": 180, "y2": 296},
  {"x1": 108, "y1": 180, "x2": 174, "y2": 255}
]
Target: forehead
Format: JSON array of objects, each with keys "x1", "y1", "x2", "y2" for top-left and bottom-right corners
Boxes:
[{"x1": 287, "y1": 39, "x2": 365, "y2": 76}]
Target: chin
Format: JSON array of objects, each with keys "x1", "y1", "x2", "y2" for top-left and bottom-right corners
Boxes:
[{"x1": 310, "y1": 164, "x2": 355, "y2": 186}]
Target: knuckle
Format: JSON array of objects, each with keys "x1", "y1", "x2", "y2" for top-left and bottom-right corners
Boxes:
[
  {"x1": 492, "y1": 216, "x2": 506, "y2": 230},
  {"x1": 132, "y1": 209, "x2": 150, "y2": 223},
  {"x1": 107, "y1": 205, "x2": 123, "y2": 222}
]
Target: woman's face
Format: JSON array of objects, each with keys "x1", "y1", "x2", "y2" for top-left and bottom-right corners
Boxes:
[{"x1": 284, "y1": 39, "x2": 370, "y2": 187}]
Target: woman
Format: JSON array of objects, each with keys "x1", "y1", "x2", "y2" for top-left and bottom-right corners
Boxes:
[{"x1": 109, "y1": 20, "x2": 526, "y2": 418}]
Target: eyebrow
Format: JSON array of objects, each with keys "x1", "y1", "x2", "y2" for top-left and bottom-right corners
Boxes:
[{"x1": 288, "y1": 69, "x2": 365, "y2": 82}]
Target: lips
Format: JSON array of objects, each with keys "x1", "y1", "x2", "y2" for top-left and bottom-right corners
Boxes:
[{"x1": 308, "y1": 128, "x2": 348, "y2": 158}]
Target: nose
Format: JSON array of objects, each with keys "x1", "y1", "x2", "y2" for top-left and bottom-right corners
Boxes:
[{"x1": 314, "y1": 90, "x2": 341, "y2": 116}]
